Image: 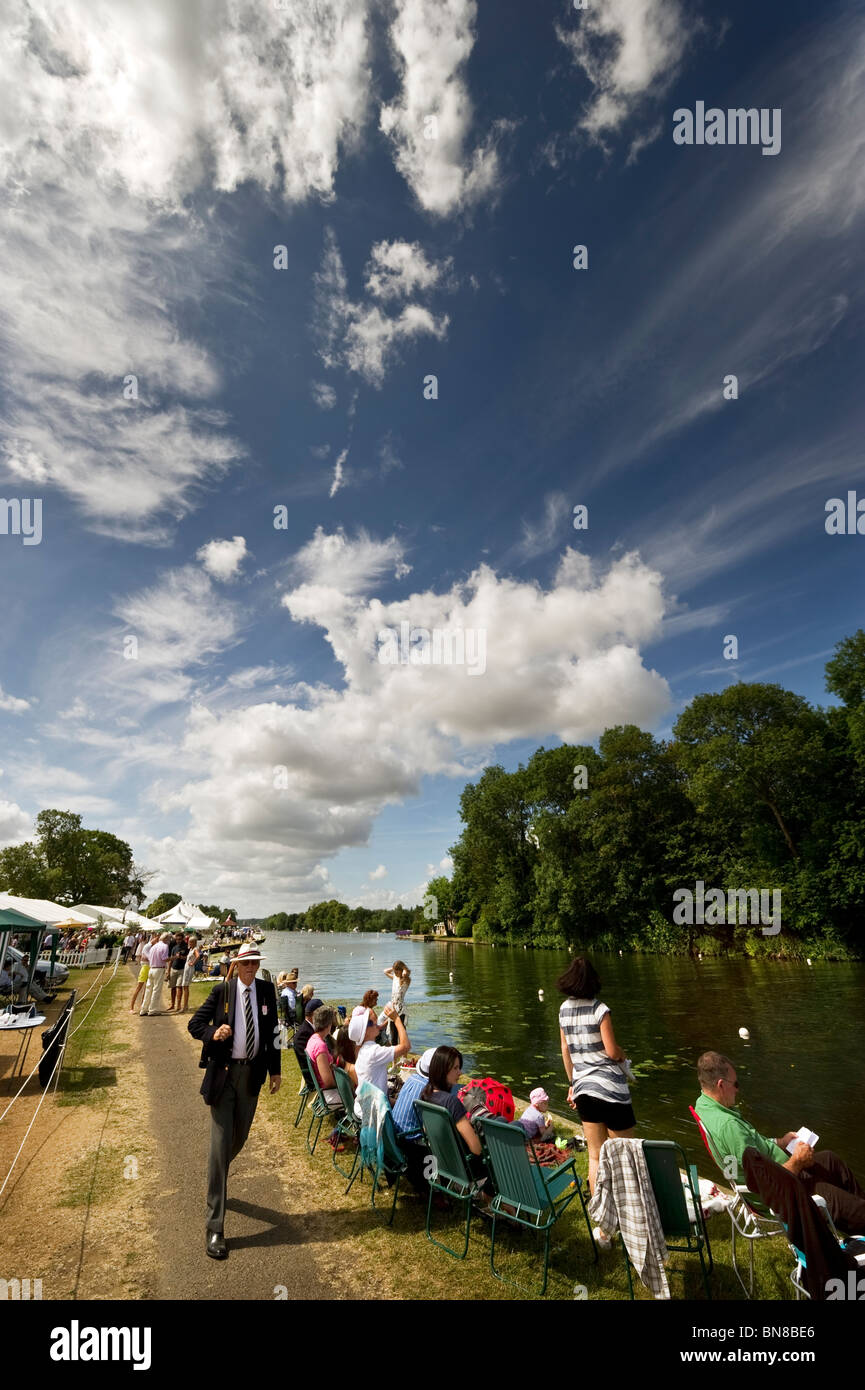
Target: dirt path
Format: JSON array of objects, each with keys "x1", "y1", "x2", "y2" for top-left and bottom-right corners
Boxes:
[{"x1": 139, "y1": 969, "x2": 336, "y2": 1299}]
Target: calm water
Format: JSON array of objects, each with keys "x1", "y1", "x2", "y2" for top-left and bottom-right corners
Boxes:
[{"x1": 263, "y1": 932, "x2": 865, "y2": 1177}]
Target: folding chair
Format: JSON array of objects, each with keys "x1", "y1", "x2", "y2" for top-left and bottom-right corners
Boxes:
[
  {"x1": 305, "y1": 1055, "x2": 344, "y2": 1156},
  {"x1": 331, "y1": 1065, "x2": 361, "y2": 1183},
  {"x1": 481, "y1": 1117, "x2": 596, "y2": 1296},
  {"x1": 416, "y1": 1099, "x2": 488, "y2": 1260},
  {"x1": 689, "y1": 1104, "x2": 783, "y2": 1296},
  {"x1": 345, "y1": 1089, "x2": 407, "y2": 1226},
  {"x1": 291, "y1": 1045, "x2": 314, "y2": 1128}
]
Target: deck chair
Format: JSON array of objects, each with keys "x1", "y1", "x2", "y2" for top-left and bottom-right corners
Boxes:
[
  {"x1": 305, "y1": 1055, "x2": 344, "y2": 1157},
  {"x1": 345, "y1": 1088, "x2": 407, "y2": 1225},
  {"x1": 416, "y1": 1099, "x2": 488, "y2": 1260},
  {"x1": 481, "y1": 1117, "x2": 596, "y2": 1296},
  {"x1": 291, "y1": 1045, "x2": 314, "y2": 1128},
  {"x1": 767, "y1": 1191, "x2": 865, "y2": 1300},
  {"x1": 331, "y1": 1065, "x2": 361, "y2": 1183},
  {"x1": 623, "y1": 1140, "x2": 713, "y2": 1300},
  {"x1": 689, "y1": 1104, "x2": 783, "y2": 1296}
]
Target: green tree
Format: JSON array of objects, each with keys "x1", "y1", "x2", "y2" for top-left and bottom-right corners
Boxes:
[
  {"x1": 0, "y1": 810, "x2": 147, "y2": 907},
  {"x1": 144, "y1": 892, "x2": 182, "y2": 919}
]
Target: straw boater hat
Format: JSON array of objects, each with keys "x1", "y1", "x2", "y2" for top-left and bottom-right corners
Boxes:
[
  {"x1": 230, "y1": 944, "x2": 266, "y2": 966},
  {"x1": 287, "y1": 968, "x2": 299, "y2": 983}
]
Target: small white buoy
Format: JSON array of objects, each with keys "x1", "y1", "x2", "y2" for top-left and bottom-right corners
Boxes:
[
  {"x1": 538, "y1": 989, "x2": 544, "y2": 1000},
  {"x1": 698, "y1": 952, "x2": 702, "y2": 960},
  {"x1": 618, "y1": 949, "x2": 622, "y2": 956},
  {"x1": 449, "y1": 971, "x2": 453, "y2": 981},
  {"x1": 806, "y1": 958, "x2": 812, "y2": 966},
  {"x1": 738, "y1": 1027, "x2": 750, "y2": 1040}
]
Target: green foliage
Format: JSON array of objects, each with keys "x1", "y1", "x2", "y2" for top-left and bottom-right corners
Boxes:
[
  {"x1": 0, "y1": 810, "x2": 147, "y2": 908},
  {"x1": 144, "y1": 892, "x2": 182, "y2": 919},
  {"x1": 440, "y1": 653, "x2": 865, "y2": 957}
]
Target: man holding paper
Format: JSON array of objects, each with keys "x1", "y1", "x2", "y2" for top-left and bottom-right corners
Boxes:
[{"x1": 695, "y1": 1051, "x2": 865, "y2": 1235}]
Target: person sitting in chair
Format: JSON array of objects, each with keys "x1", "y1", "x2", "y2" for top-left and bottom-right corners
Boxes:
[{"x1": 695, "y1": 1051, "x2": 865, "y2": 1236}]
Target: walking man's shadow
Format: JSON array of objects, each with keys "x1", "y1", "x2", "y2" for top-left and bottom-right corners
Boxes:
[{"x1": 225, "y1": 1197, "x2": 295, "y2": 1251}]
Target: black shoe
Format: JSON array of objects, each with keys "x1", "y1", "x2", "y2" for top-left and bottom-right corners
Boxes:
[{"x1": 206, "y1": 1230, "x2": 228, "y2": 1260}]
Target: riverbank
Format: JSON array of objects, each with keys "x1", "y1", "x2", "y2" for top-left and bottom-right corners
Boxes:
[{"x1": 0, "y1": 965, "x2": 811, "y2": 1301}]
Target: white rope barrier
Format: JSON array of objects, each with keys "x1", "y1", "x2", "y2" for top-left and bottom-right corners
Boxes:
[{"x1": 0, "y1": 949, "x2": 126, "y2": 1198}]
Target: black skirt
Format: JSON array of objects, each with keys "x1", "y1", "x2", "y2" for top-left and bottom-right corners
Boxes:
[{"x1": 575, "y1": 1092, "x2": 636, "y2": 1130}]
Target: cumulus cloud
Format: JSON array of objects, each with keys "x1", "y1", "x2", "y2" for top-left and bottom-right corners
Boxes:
[
  {"x1": 23, "y1": 529, "x2": 673, "y2": 912},
  {"x1": 0, "y1": 798, "x2": 31, "y2": 846},
  {"x1": 380, "y1": 0, "x2": 503, "y2": 215},
  {"x1": 150, "y1": 533, "x2": 669, "y2": 905},
  {"x1": 556, "y1": 0, "x2": 700, "y2": 150},
  {"x1": 197, "y1": 536, "x2": 248, "y2": 582},
  {"x1": 314, "y1": 230, "x2": 450, "y2": 386},
  {"x1": 364, "y1": 241, "x2": 451, "y2": 300},
  {"x1": 369, "y1": 864, "x2": 388, "y2": 880},
  {"x1": 0, "y1": 685, "x2": 30, "y2": 714}
]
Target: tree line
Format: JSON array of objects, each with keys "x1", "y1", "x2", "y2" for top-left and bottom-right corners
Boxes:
[
  {"x1": 423, "y1": 634, "x2": 865, "y2": 959},
  {"x1": 253, "y1": 900, "x2": 421, "y2": 935}
]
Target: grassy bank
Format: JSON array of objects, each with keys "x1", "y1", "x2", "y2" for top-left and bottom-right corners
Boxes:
[{"x1": 261, "y1": 1043, "x2": 800, "y2": 1302}]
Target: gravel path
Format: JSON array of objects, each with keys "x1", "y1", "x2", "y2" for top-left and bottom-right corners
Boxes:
[{"x1": 134, "y1": 967, "x2": 329, "y2": 1299}]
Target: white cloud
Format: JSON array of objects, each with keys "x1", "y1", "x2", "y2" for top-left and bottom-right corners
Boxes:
[
  {"x1": 508, "y1": 492, "x2": 570, "y2": 565},
  {"x1": 364, "y1": 241, "x2": 451, "y2": 300},
  {"x1": 0, "y1": 799, "x2": 31, "y2": 846},
  {"x1": 197, "y1": 536, "x2": 248, "y2": 582},
  {"x1": 105, "y1": 565, "x2": 241, "y2": 708},
  {"x1": 556, "y1": 0, "x2": 700, "y2": 148},
  {"x1": 138, "y1": 535, "x2": 669, "y2": 910},
  {"x1": 0, "y1": 0, "x2": 375, "y2": 534},
  {"x1": 290, "y1": 526, "x2": 411, "y2": 597},
  {"x1": 311, "y1": 381, "x2": 337, "y2": 410},
  {"x1": 329, "y1": 449, "x2": 348, "y2": 499},
  {"x1": 314, "y1": 229, "x2": 450, "y2": 387},
  {"x1": 380, "y1": 0, "x2": 503, "y2": 215},
  {"x1": 369, "y1": 864, "x2": 388, "y2": 880},
  {"x1": 0, "y1": 685, "x2": 30, "y2": 714}
]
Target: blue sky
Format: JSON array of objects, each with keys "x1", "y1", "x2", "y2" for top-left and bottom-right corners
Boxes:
[{"x1": 0, "y1": 0, "x2": 863, "y2": 914}]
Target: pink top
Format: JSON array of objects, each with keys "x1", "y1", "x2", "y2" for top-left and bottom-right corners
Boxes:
[
  {"x1": 306, "y1": 1032, "x2": 333, "y2": 1087},
  {"x1": 149, "y1": 941, "x2": 170, "y2": 969}
]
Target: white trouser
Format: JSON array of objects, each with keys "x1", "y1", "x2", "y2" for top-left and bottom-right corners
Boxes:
[{"x1": 140, "y1": 966, "x2": 165, "y2": 1015}]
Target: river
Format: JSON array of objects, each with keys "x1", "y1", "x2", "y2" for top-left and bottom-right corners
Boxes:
[{"x1": 262, "y1": 932, "x2": 865, "y2": 1177}]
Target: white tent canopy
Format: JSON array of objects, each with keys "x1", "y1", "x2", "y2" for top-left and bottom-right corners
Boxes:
[
  {"x1": 151, "y1": 900, "x2": 217, "y2": 932},
  {"x1": 0, "y1": 892, "x2": 97, "y2": 928},
  {"x1": 75, "y1": 904, "x2": 151, "y2": 930}
]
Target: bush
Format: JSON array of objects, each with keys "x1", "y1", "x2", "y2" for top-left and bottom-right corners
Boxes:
[{"x1": 455, "y1": 915, "x2": 473, "y2": 938}]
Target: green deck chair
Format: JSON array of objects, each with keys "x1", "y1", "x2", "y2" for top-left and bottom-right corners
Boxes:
[
  {"x1": 305, "y1": 1055, "x2": 345, "y2": 1157},
  {"x1": 618, "y1": 1139, "x2": 714, "y2": 1300},
  {"x1": 416, "y1": 1099, "x2": 488, "y2": 1260},
  {"x1": 345, "y1": 1091, "x2": 407, "y2": 1226},
  {"x1": 481, "y1": 1117, "x2": 597, "y2": 1296},
  {"x1": 331, "y1": 1064, "x2": 361, "y2": 1184},
  {"x1": 292, "y1": 1046, "x2": 314, "y2": 1129}
]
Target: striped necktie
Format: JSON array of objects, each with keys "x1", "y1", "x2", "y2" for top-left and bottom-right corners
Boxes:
[{"x1": 243, "y1": 986, "x2": 255, "y2": 1059}]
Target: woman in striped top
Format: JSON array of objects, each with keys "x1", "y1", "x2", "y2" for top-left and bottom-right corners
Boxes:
[{"x1": 557, "y1": 956, "x2": 636, "y2": 1198}]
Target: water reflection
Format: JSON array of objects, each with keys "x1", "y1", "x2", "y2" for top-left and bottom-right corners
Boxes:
[{"x1": 263, "y1": 933, "x2": 865, "y2": 1176}]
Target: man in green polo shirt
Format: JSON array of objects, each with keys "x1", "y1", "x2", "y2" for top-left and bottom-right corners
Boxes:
[{"x1": 695, "y1": 1051, "x2": 865, "y2": 1235}]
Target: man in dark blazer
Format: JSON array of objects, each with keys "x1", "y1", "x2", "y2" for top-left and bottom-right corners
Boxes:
[{"x1": 188, "y1": 943, "x2": 281, "y2": 1259}]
